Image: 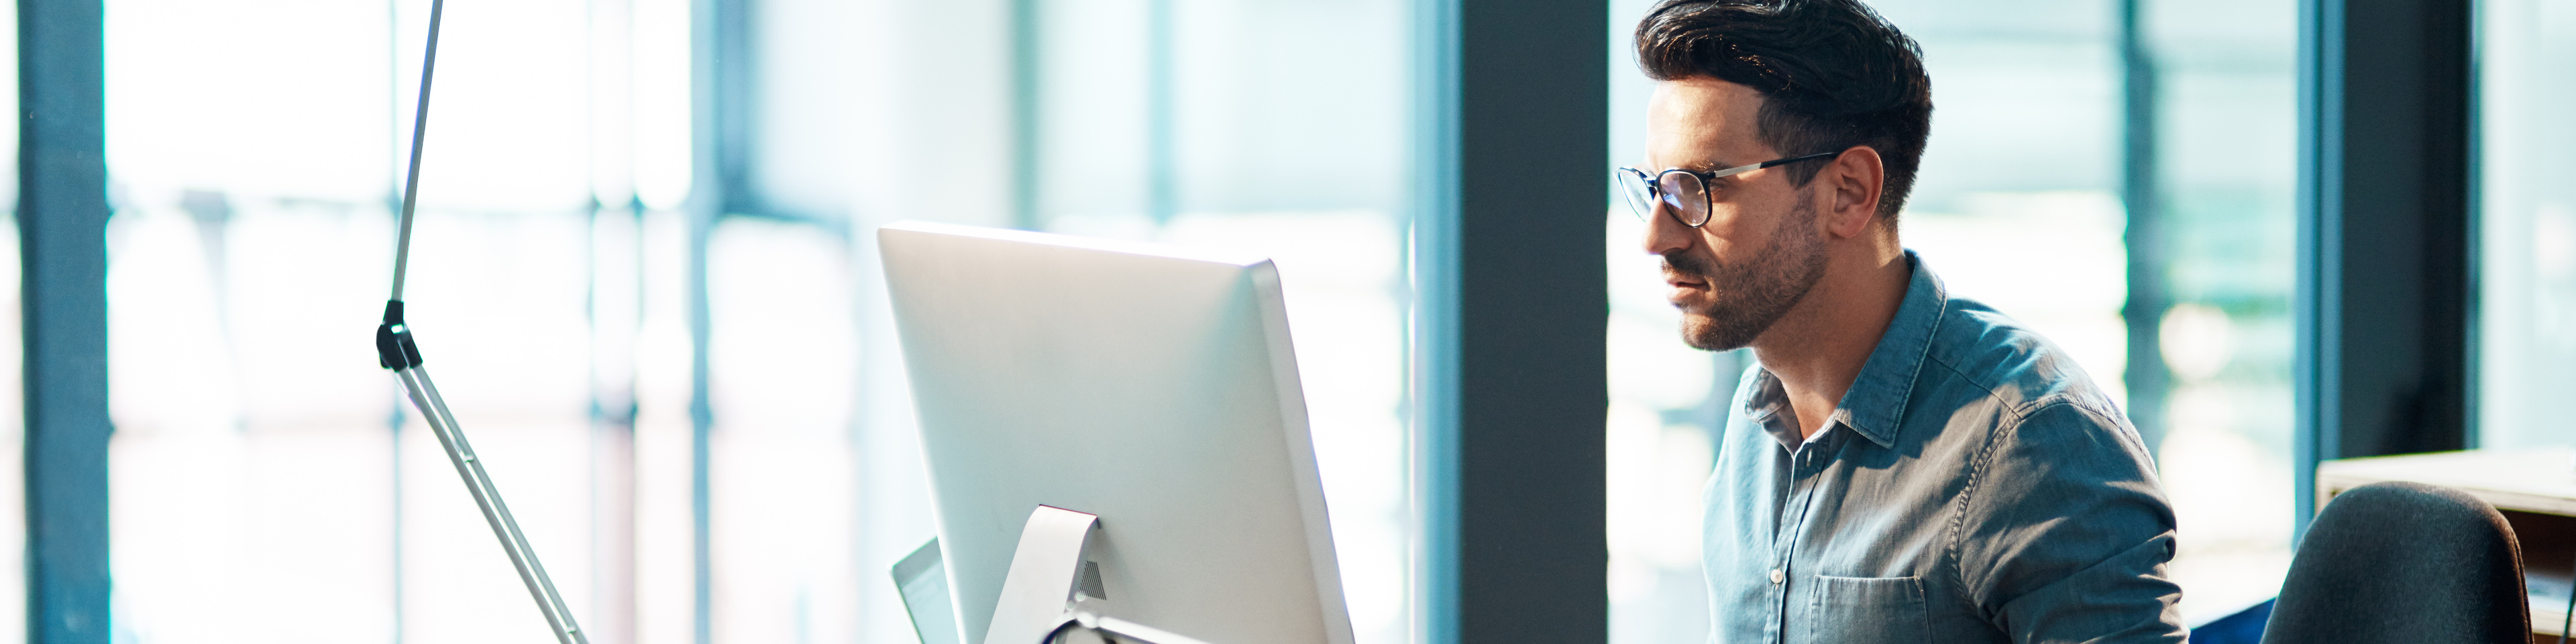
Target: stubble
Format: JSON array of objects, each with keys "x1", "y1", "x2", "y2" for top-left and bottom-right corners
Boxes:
[{"x1": 1664, "y1": 198, "x2": 1829, "y2": 352}]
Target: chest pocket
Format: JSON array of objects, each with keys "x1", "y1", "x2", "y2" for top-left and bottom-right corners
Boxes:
[{"x1": 1808, "y1": 575, "x2": 1931, "y2": 644}]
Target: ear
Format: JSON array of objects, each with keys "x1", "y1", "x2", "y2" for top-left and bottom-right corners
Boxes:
[{"x1": 1817, "y1": 146, "x2": 1885, "y2": 239}]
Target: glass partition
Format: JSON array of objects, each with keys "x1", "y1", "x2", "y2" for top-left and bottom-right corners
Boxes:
[
  {"x1": 110, "y1": 0, "x2": 1422, "y2": 643},
  {"x1": 2475, "y1": 0, "x2": 2576, "y2": 451},
  {"x1": 103, "y1": 1, "x2": 702, "y2": 641},
  {"x1": 1024, "y1": 2, "x2": 1416, "y2": 643},
  {"x1": 2136, "y1": 0, "x2": 2300, "y2": 621}
]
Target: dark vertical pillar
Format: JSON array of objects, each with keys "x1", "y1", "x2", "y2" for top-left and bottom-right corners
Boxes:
[
  {"x1": 1412, "y1": 0, "x2": 1607, "y2": 642},
  {"x1": 17, "y1": 0, "x2": 112, "y2": 642},
  {"x1": 2294, "y1": 0, "x2": 2474, "y2": 534},
  {"x1": 2118, "y1": 0, "x2": 2169, "y2": 453}
]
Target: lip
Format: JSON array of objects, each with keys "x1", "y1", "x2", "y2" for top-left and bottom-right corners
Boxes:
[
  {"x1": 1664, "y1": 274, "x2": 1709, "y2": 302},
  {"x1": 1663, "y1": 268, "x2": 1708, "y2": 290}
]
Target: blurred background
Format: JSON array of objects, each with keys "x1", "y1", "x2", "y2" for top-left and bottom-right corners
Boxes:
[
  {"x1": 0, "y1": 0, "x2": 2539, "y2": 643},
  {"x1": 95, "y1": 1, "x2": 1414, "y2": 643}
]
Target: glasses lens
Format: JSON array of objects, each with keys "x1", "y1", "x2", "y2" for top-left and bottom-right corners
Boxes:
[
  {"x1": 1614, "y1": 170, "x2": 1655, "y2": 221},
  {"x1": 1658, "y1": 171, "x2": 1710, "y2": 227}
]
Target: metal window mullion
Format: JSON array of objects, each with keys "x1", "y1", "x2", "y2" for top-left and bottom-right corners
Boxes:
[{"x1": 18, "y1": 0, "x2": 111, "y2": 641}]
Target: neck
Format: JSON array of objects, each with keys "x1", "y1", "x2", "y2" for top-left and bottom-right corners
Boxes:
[{"x1": 1750, "y1": 244, "x2": 1911, "y2": 440}]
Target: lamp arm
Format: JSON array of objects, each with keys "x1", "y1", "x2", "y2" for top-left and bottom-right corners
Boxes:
[{"x1": 371, "y1": 2, "x2": 592, "y2": 643}]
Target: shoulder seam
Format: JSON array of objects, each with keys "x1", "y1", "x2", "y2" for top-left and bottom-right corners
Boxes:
[
  {"x1": 1929, "y1": 354, "x2": 2002, "y2": 403},
  {"x1": 1931, "y1": 339, "x2": 2110, "y2": 422}
]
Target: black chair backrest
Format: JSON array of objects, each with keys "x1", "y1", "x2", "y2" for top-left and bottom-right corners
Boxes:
[{"x1": 2261, "y1": 481, "x2": 2530, "y2": 644}]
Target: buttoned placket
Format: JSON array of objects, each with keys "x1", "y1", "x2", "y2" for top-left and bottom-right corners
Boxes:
[{"x1": 1765, "y1": 425, "x2": 1835, "y2": 644}]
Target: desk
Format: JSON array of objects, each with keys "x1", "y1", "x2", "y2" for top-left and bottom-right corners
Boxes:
[{"x1": 2318, "y1": 447, "x2": 2576, "y2": 640}]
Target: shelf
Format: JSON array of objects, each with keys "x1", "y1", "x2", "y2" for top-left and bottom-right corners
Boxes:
[{"x1": 2317, "y1": 447, "x2": 2576, "y2": 517}]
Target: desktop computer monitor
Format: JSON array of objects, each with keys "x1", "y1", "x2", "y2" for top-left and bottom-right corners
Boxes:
[{"x1": 878, "y1": 221, "x2": 1356, "y2": 644}]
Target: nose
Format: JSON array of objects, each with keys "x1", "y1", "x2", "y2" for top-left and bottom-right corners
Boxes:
[{"x1": 1640, "y1": 201, "x2": 1692, "y2": 258}]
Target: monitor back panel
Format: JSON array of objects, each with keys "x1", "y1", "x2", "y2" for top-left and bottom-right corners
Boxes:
[{"x1": 879, "y1": 222, "x2": 1352, "y2": 644}]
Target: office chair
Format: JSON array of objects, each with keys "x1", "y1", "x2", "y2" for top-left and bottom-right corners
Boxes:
[{"x1": 2260, "y1": 481, "x2": 2530, "y2": 644}]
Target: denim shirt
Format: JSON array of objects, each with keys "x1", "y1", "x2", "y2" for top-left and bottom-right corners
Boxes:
[{"x1": 1704, "y1": 252, "x2": 2186, "y2": 644}]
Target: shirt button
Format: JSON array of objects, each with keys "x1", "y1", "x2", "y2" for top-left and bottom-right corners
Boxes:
[{"x1": 1768, "y1": 569, "x2": 1785, "y2": 584}]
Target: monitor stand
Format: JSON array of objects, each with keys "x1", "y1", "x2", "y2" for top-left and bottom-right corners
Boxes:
[{"x1": 984, "y1": 506, "x2": 1218, "y2": 644}]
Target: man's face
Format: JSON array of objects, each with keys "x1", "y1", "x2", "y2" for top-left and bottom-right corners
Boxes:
[{"x1": 1641, "y1": 78, "x2": 1830, "y2": 352}]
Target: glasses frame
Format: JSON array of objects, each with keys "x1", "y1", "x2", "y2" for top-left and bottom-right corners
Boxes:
[{"x1": 1615, "y1": 150, "x2": 1842, "y2": 227}]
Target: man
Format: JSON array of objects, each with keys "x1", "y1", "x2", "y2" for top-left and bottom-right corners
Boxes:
[{"x1": 1616, "y1": 1, "x2": 2189, "y2": 642}]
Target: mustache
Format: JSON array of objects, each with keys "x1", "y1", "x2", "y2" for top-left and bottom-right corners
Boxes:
[{"x1": 1661, "y1": 250, "x2": 1716, "y2": 279}]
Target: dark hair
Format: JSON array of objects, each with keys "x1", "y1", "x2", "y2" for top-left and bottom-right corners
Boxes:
[{"x1": 1635, "y1": 0, "x2": 1933, "y2": 226}]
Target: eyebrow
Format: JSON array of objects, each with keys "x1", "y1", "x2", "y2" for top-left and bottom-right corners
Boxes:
[
  {"x1": 1676, "y1": 154, "x2": 1762, "y2": 174},
  {"x1": 1688, "y1": 150, "x2": 1841, "y2": 180},
  {"x1": 1686, "y1": 159, "x2": 1760, "y2": 182},
  {"x1": 1642, "y1": 151, "x2": 1749, "y2": 174}
]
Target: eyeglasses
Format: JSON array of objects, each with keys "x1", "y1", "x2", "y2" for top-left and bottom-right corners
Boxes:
[{"x1": 1614, "y1": 151, "x2": 1840, "y2": 227}]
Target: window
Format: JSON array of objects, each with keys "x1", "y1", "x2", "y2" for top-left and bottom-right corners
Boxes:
[
  {"x1": 1020, "y1": 2, "x2": 1416, "y2": 643},
  {"x1": 105, "y1": 1, "x2": 1419, "y2": 643},
  {"x1": 2137, "y1": 0, "x2": 2300, "y2": 621},
  {"x1": 2475, "y1": 0, "x2": 2576, "y2": 451},
  {"x1": 105, "y1": 0, "x2": 714, "y2": 641}
]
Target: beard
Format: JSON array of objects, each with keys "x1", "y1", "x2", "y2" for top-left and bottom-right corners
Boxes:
[{"x1": 1664, "y1": 199, "x2": 1829, "y2": 352}]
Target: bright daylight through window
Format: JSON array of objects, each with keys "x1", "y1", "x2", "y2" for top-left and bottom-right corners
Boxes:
[
  {"x1": 48, "y1": 0, "x2": 2503, "y2": 641},
  {"x1": 100, "y1": 0, "x2": 1413, "y2": 643},
  {"x1": 2476, "y1": 0, "x2": 2576, "y2": 451}
]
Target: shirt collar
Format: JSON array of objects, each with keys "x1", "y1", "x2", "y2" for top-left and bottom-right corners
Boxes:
[
  {"x1": 1740, "y1": 251, "x2": 1947, "y2": 451},
  {"x1": 1834, "y1": 250, "x2": 1945, "y2": 448}
]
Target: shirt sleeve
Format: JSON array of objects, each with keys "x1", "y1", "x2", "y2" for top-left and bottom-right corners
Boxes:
[{"x1": 1951, "y1": 400, "x2": 2188, "y2": 644}]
